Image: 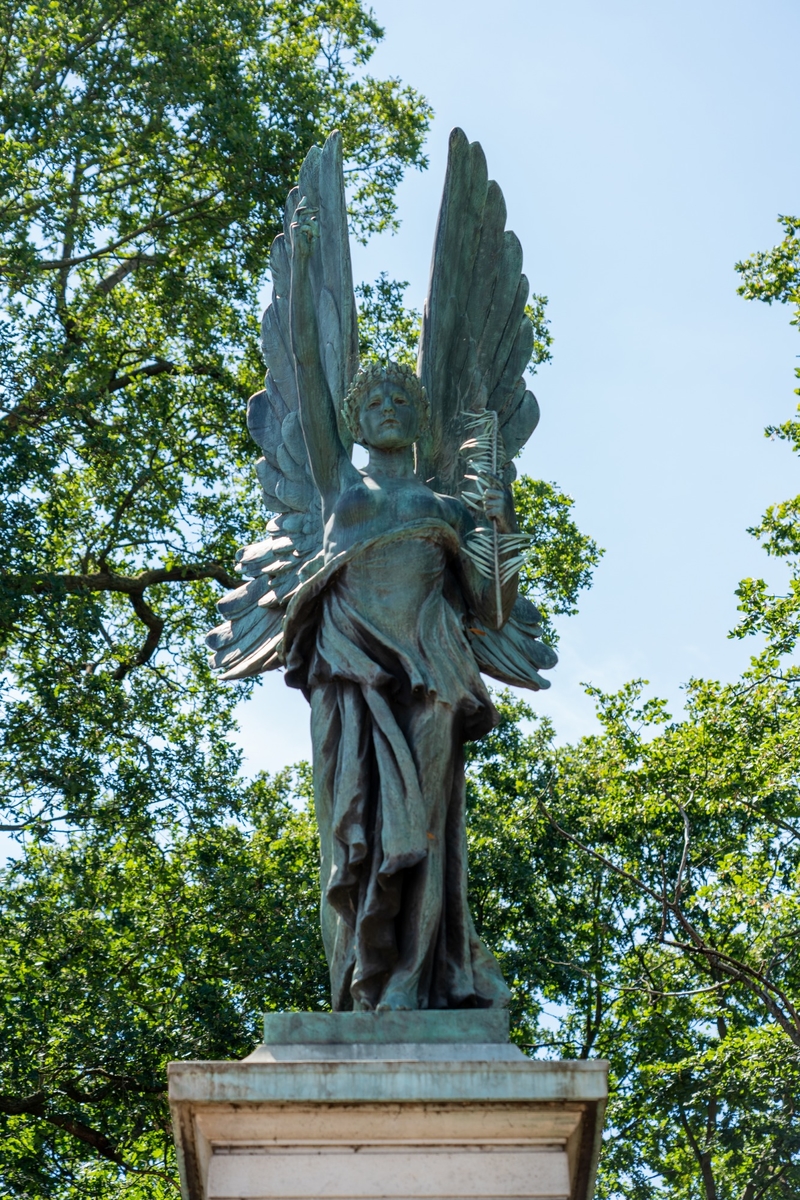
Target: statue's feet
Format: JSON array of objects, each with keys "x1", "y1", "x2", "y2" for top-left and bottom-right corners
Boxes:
[{"x1": 376, "y1": 984, "x2": 417, "y2": 1012}]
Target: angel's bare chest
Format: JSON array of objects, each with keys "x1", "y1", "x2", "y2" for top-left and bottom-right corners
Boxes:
[{"x1": 323, "y1": 476, "x2": 460, "y2": 555}]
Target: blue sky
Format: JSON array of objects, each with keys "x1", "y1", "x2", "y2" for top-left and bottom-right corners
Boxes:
[{"x1": 235, "y1": 0, "x2": 800, "y2": 771}]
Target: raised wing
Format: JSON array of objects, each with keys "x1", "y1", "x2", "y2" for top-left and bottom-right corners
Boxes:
[
  {"x1": 207, "y1": 132, "x2": 358, "y2": 680},
  {"x1": 417, "y1": 128, "x2": 556, "y2": 692},
  {"x1": 416, "y1": 127, "x2": 540, "y2": 495}
]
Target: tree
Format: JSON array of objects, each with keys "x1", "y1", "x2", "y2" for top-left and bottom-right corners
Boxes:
[
  {"x1": 0, "y1": 0, "x2": 431, "y2": 831},
  {"x1": 0, "y1": 1, "x2": 432, "y2": 1192},
  {"x1": 533, "y1": 676, "x2": 800, "y2": 1200},
  {"x1": 0, "y1": 768, "x2": 327, "y2": 1198},
  {"x1": 0, "y1": 2, "x2": 432, "y2": 844},
  {"x1": 0, "y1": 6, "x2": 605, "y2": 1190}
]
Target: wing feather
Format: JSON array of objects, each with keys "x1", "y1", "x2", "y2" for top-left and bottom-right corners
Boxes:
[
  {"x1": 246, "y1": 385, "x2": 285, "y2": 474},
  {"x1": 207, "y1": 132, "x2": 358, "y2": 679},
  {"x1": 483, "y1": 240, "x2": 526, "y2": 399},
  {"x1": 489, "y1": 312, "x2": 533, "y2": 418},
  {"x1": 215, "y1": 572, "x2": 275, "y2": 618},
  {"x1": 465, "y1": 181, "x2": 506, "y2": 340},
  {"x1": 469, "y1": 598, "x2": 558, "y2": 690},
  {"x1": 417, "y1": 130, "x2": 543, "y2": 495},
  {"x1": 499, "y1": 388, "x2": 540, "y2": 462}
]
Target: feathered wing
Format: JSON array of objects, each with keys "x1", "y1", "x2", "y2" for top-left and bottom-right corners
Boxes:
[
  {"x1": 417, "y1": 127, "x2": 556, "y2": 691},
  {"x1": 207, "y1": 132, "x2": 358, "y2": 680},
  {"x1": 416, "y1": 127, "x2": 540, "y2": 493}
]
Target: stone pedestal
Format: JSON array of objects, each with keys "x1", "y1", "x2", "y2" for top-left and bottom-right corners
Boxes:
[{"x1": 169, "y1": 1012, "x2": 607, "y2": 1200}]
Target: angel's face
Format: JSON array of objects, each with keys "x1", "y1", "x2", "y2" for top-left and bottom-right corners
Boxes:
[{"x1": 359, "y1": 381, "x2": 419, "y2": 451}]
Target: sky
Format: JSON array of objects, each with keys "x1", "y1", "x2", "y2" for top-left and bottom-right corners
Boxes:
[{"x1": 234, "y1": 0, "x2": 800, "y2": 773}]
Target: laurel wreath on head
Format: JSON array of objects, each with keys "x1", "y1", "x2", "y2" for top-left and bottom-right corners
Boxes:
[{"x1": 342, "y1": 361, "x2": 430, "y2": 445}]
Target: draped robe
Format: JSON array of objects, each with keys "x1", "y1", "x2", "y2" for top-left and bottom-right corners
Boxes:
[{"x1": 284, "y1": 517, "x2": 510, "y2": 1011}]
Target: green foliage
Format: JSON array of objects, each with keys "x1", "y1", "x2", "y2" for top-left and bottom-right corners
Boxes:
[
  {"x1": 0, "y1": 0, "x2": 429, "y2": 1191},
  {"x1": 736, "y1": 216, "x2": 800, "y2": 312},
  {"x1": 355, "y1": 272, "x2": 421, "y2": 366},
  {"x1": 0, "y1": 0, "x2": 430, "y2": 828},
  {"x1": 0, "y1": 771, "x2": 326, "y2": 1196},
  {"x1": 513, "y1": 476, "x2": 603, "y2": 642},
  {"x1": 525, "y1": 295, "x2": 553, "y2": 374},
  {"x1": 735, "y1": 214, "x2": 800, "y2": 677},
  {"x1": 462, "y1": 670, "x2": 800, "y2": 1200},
  {"x1": 546, "y1": 676, "x2": 800, "y2": 1200},
  {"x1": 736, "y1": 214, "x2": 800, "y2": 460}
]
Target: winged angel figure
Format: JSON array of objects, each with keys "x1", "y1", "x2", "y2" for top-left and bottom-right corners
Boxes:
[{"x1": 208, "y1": 129, "x2": 557, "y2": 1012}]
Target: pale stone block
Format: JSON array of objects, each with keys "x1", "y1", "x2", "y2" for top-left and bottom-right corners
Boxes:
[
  {"x1": 170, "y1": 1035, "x2": 607, "y2": 1200},
  {"x1": 207, "y1": 1145, "x2": 571, "y2": 1199}
]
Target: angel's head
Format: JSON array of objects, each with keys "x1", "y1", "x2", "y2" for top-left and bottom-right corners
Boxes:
[{"x1": 342, "y1": 361, "x2": 430, "y2": 450}]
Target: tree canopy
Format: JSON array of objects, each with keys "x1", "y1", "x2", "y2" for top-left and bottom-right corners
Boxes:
[
  {"x1": 0, "y1": 0, "x2": 432, "y2": 836},
  {"x1": 0, "y1": 1, "x2": 600, "y2": 1194},
  {"x1": 0, "y1": 0, "x2": 431, "y2": 1191},
  {"x1": 4, "y1": 5, "x2": 796, "y2": 1198}
]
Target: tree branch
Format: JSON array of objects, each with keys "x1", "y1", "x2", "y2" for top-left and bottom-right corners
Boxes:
[
  {"x1": 0, "y1": 1092, "x2": 123, "y2": 1164},
  {"x1": 0, "y1": 812, "x2": 68, "y2": 832},
  {"x1": 2, "y1": 562, "x2": 239, "y2": 597},
  {"x1": 674, "y1": 800, "x2": 692, "y2": 903},
  {"x1": 29, "y1": 190, "x2": 224, "y2": 271},
  {"x1": 677, "y1": 1102, "x2": 717, "y2": 1200},
  {"x1": 107, "y1": 359, "x2": 234, "y2": 393},
  {"x1": 97, "y1": 253, "x2": 164, "y2": 295},
  {"x1": 2, "y1": 562, "x2": 238, "y2": 674},
  {"x1": 662, "y1": 934, "x2": 800, "y2": 1046},
  {"x1": 45, "y1": 1112, "x2": 125, "y2": 1164},
  {"x1": 113, "y1": 591, "x2": 165, "y2": 681},
  {"x1": 107, "y1": 358, "x2": 177, "y2": 392},
  {"x1": 536, "y1": 793, "x2": 664, "y2": 904}
]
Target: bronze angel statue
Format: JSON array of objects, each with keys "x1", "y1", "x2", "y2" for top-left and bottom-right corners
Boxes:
[{"x1": 208, "y1": 129, "x2": 557, "y2": 1013}]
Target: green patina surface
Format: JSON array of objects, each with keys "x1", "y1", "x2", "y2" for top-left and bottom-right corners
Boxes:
[
  {"x1": 262, "y1": 1009, "x2": 509, "y2": 1044},
  {"x1": 210, "y1": 131, "x2": 554, "y2": 1016}
]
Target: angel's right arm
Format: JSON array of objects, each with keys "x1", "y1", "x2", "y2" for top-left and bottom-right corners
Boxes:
[{"x1": 289, "y1": 213, "x2": 354, "y2": 512}]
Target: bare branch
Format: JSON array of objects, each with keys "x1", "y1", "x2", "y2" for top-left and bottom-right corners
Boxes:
[
  {"x1": 0, "y1": 813, "x2": 68, "y2": 832},
  {"x1": 663, "y1": 935, "x2": 800, "y2": 1045},
  {"x1": 677, "y1": 1102, "x2": 718, "y2": 1200},
  {"x1": 107, "y1": 358, "x2": 176, "y2": 392},
  {"x1": 674, "y1": 799, "x2": 692, "y2": 904},
  {"x1": 536, "y1": 793, "x2": 664, "y2": 903},
  {"x1": 107, "y1": 359, "x2": 234, "y2": 393},
  {"x1": 0, "y1": 1091, "x2": 123, "y2": 1164},
  {"x1": 0, "y1": 1091, "x2": 47, "y2": 1115}
]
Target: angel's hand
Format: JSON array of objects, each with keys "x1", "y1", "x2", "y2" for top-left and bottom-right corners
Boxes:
[
  {"x1": 479, "y1": 471, "x2": 514, "y2": 532},
  {"x1": 291, "y1": 199, "x2": 319, "y2": 258}
]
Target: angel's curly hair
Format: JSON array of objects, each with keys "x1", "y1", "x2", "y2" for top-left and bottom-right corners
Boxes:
[{"x1": 342, "y1": 360, "x2": 430, "y2": 445}]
